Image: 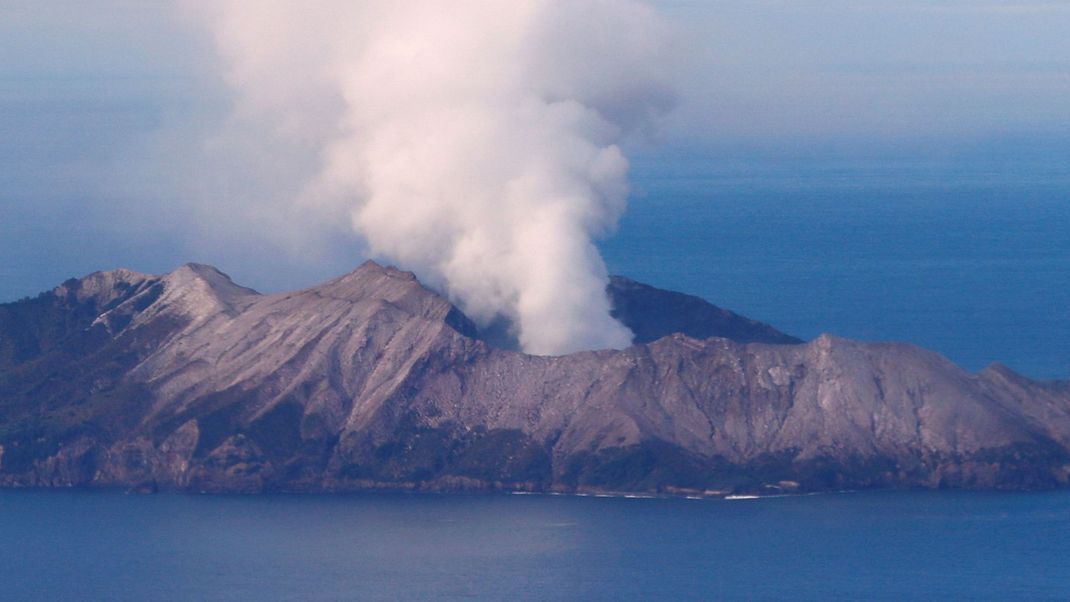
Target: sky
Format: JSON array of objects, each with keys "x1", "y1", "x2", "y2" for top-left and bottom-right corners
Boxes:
[{"x1": 2, "y1": 0, "x2": 1069, "y2": 302}]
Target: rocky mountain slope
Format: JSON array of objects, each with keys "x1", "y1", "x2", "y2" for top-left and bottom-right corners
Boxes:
[
  {"x1": 1, "y1": 262, "x2": 1068, "y2": 495},
  {"x1": 606, "y1": 276, "x2": 801, "y2": 345}
]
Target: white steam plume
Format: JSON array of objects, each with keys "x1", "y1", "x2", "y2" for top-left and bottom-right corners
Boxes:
[{"x1": 186, "y1": 0, "x2": 673, "y2": 356}]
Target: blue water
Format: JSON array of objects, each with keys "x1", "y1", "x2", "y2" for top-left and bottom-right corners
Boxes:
[
  {"x1": 605, "y1": 158, "x2": 1070, "y2": 379},
  {"x1": 3, "y1": 158, "x2": 1067, "y2": 379},
  {"x1": 3, "y1": 158, "x2": 1069, "y2": 599},
  {"x1": 2, "y1": 489, "x2": 1069, "y2": 600}
]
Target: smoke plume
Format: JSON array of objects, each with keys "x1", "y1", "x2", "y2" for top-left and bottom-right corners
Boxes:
[{"x1": 186, "y1": 0, "x2": 673, "y2": 355}]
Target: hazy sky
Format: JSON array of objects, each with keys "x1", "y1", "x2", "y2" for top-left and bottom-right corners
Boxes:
[{"x1": 2, "y1": 0, "x2": 1069, "y2": 300}]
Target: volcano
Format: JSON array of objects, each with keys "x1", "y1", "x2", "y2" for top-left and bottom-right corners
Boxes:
[{"x1": 1, "y1": 261, "x2": 1068, "y2": 495}]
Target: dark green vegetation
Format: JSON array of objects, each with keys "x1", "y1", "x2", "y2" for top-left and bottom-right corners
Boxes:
[
  {"x1": 0, "y1": 276, "x2": 166, "y2": 478},
  {"x1": 338, "y1": 426, "x2": 552, "y2": 486}
]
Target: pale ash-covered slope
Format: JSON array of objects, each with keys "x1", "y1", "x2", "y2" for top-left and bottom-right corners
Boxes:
[
  {"x1": 360, "y1": 332, "x2": 1070, "y2": 491},
  {"x1": 1, "y1": 261, "x2": 1069, "y2": 494}
]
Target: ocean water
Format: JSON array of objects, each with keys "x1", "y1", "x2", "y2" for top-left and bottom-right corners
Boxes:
[
  {"x1": 3, "y1": 158, "x2": 1066, "y2": 379},
  {"x1": 2, "y1": 489, "x2": 1070, "y2": 600},
  {"x1": 604, "y1": 158, "x2": 1070, "y2": 379},
  {"x1": 5, "y1": 160, "x2": 1068, "y2": 600}
]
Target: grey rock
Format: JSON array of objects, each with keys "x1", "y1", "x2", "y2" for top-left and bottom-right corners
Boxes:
[
  {"x1": 607, "y1": 275, "x2": 801, "y2": 345},
  {"x1": 1, "y1": 261, "x2": 1068, "y2": 495}
]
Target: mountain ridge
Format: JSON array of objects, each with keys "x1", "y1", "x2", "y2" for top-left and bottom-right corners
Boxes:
[{"x1": 1, "y1": 261, "x2": 1068, "y2": 496}]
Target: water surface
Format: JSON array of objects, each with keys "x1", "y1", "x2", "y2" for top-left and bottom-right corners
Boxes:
[
  {"x1": 607, "y1": 158, "x2": 1070, "y2": 379},
  {"x1": 3, "y1": 489, "x2": 1069, "y2": 600}
]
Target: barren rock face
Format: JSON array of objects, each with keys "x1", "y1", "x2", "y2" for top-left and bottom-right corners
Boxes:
[
  {"x1": 606, "y1": 276, "x2": 802, "y2": 345},
  {"x1": 0, "y1": 261, "x2": 1068, "y2": 495}
]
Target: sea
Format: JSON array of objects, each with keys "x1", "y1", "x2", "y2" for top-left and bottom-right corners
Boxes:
[
  {"x1": 3, "y1": 157, "x2": 1067, "y2": 378},
  {"x1": 604, "y1": 156, "x2": 1070, "y2": 380},
  {"x1": 4, "y1": 159, "x2": 1070, "y2": 599},
  {"x1": 3, "y1": 489, "x2": 1070, "y2": 600}
]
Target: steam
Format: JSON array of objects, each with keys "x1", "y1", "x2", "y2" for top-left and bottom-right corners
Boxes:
[{"x1": 186, "y1": 1, "x2": 673, "y2": 355}]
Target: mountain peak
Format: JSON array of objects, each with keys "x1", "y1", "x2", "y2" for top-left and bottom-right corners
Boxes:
[
  {"x1": 165, "y1": 263, "x2": 256, "y2": 290},
  {"x1": 169, "y1": 263, "x2": 256, "y2": 291},
  {"x1": 606, "y1": 275, "x2": 802, "y2": 345},
  {"x1": 54, "y1": 267, "x2": 155, "y2": 307},
  {"x1": 3, "y1": 261, "x2": 1070, "y2": 495},
  {"x1": 179, "y1": 262, "x2": 226, "y2": 276},
  {"x1": 349, "y1": 259, "x2": 419, "y2": 281},
  {"x1": 142, "y1": 263, "x2": 260, "y2": 323},
  {"x1": 313, "y1": 260, "x2": 433, "y2": 307}
]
